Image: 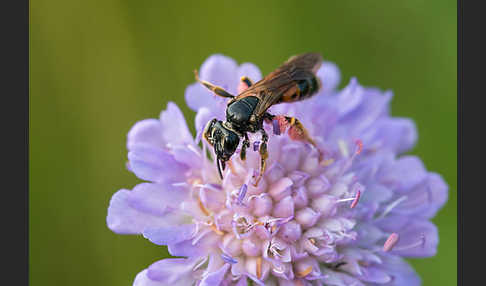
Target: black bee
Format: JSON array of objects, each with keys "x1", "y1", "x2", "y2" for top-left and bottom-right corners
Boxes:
[{"x1": 195, "y1": 53, "x2": 323, "y2": 185}]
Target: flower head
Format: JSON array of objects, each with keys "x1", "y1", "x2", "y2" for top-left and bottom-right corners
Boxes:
[{"x1": 107, "y1": 54, "x2": 448, "y2": 285}]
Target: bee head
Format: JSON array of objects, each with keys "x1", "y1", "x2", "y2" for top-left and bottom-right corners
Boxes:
[{"x1": 203, "y1": 119, "x2": 240, "y2": 178}]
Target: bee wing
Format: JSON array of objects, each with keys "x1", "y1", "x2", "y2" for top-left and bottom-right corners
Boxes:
[{"x1": 236, "y1": 53, "x2": 323, "y2": 117}]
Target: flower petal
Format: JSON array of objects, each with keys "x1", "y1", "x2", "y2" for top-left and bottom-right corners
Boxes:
[
  {"x1": 106, "y1": 183, "x2": 188, "y2": 234},
  {"x1": 387, "y1": 173, "x2": 448, "y2": 219},
  {"x1": 316, "y1": 61, "x2": 341, "y2": 94},
  {"x1": 361, "y1": 117, "x2": 417, "y2": 154},
  {"x1": 128, "y1": 146, "x2": 188, "y2": 183},
  {"x1": 159, "y1": 102, "x2": 194, "y2": 146},
  {"x1": 127, "y1": 119, "x2": 164, "y2": 150},
  {"x1": 143, "y1": 224, "x2": 196, "y2": 246},
  {"x1": 379, "y1": 155, "x2": 427, "y2": 192},
  {"x1": 200, "y1": 263, "x2": 230, "y2": 286},
  {"x1": 378, "y1": 255, "x2": 421, "y2": 286},
  {"x1": 134, "y1": 257, "x2": 203, "y2": 286}
]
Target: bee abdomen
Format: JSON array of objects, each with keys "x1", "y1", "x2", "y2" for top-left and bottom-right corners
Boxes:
[{"x1": 281, "y1": 76, "x2": 320, "y2": 102}]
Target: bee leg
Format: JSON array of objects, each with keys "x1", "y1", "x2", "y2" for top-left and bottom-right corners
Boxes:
[
  {"x1": 194, "y1": 69, "x2": 235, "y2": 98},
  {"x1": 238, "y1": 76, "x2": 254, "y2": 93},
  {"x1": 253, "y1": 129, "x2": 269, "y2": 187},
  {"x1": 284, "y1": 116, "x2": 317, "y2": 148},
  {"x1": 240, "y1": 133, "x2": 250, "y2": 161}
]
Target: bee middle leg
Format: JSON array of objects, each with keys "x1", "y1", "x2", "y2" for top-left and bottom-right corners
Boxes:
[
  {"x1": 194, "y1": 70, "x2": 235, "y2": 98},
  {"x1": 253, "y1": 129, "x2": 269, "y2": 187},
  {"x1": 240, "y1": 133, "x2": 250, "y2": 161}
]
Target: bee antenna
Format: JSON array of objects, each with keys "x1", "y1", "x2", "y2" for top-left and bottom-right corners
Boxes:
[{"x1": 194, "y1": 69, "x2": 201, "y2": 82}]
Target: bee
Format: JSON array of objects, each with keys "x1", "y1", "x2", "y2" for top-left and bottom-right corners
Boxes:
[{"x1": 195, "y1": 53, "x2": 323, "y2": 185}]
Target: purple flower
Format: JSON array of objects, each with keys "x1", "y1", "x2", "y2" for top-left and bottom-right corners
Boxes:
[{"x1": 107, "y1": 54, "x2": 448, "y2": 286}]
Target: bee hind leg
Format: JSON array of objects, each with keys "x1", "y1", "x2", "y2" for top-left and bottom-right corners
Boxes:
[
  {"x1": 284, "y1": 116, "x2": 317, "y2": 148},
  {"x1": 194, "y1": 69, "x2": 235, "y2": 98},
  {"x1": 266, "y1": 113, "x2": 317, "y2": 148}
]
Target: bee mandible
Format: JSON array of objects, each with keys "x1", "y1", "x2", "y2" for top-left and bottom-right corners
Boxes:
[{"x1": 195, "y1": 53, "x2": 323, "y2": 185}]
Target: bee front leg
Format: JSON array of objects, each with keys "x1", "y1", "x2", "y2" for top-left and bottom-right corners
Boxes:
[
  {"x1": 238, "y1": 76, "x2": 254, "y2": 93},
  {"x1": 253, "y1": 129, "x2": 269, "y2": 187},
  {"x1": 240, "y1": 133, "x2": 250, "y2": 161}
]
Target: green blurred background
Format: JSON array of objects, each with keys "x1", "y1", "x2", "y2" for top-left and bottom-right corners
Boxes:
[{"x1": 30, "y1": 0, "x2": 456, "y2": 285}]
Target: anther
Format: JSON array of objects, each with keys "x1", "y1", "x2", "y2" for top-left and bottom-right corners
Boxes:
[
  {"x1": 355, "y1": 139, "x2": 363, "y2": 155},
  {"x1": 296, "y1": 266, "x2": 313, "y2": 278},
  {"x1": 350, "y1": 190, "x2": 361, "y2": 209},
  {"x1": 383, "y1": 233, "x2": 399, "y2": 252},
  {"x1": 336, "y1": 190, "x2": 361, "y2": 208}
]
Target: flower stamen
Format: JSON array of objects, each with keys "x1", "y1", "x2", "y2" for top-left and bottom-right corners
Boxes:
[
  {"x1": 198, "y1": 198, "x2": 211, "y2": 216},
  {"x1": 256, "y1": 257, "x2": 262, "y2": 279},
  {"x1": 378, "y1": 196, "x2": 408, "y2": 219},
  {"x1": 211, "y1": 223, "x2": 225, "y2": 236},
  {"x1": 221, "y1": 253, "x2": 238, "y2": 264},
  {"x1": 237, "y1": 184, "x2": 247, "y2": 205}
]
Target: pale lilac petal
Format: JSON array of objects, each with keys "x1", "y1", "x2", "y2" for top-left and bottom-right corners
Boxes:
[
  {"x1": 272, "y1": 196, "x2": 295, "y2": 218},
  {"x1": 361, "y1": 117, "x2": 417, "y2": 154},
  {"x1": 171, "y1": 145, "x2": 203, "y2": 169},
  {"x1": 359, "y1": 266, "x2": 392, "y2": 283},
  {"x1": 334, "y1": 77, "x2": 363, "y2": 117},
  {"x1": 378, "y1": 255, "x2": 421, "y2": 286},
  {"x1": 143, "y1": 257, "x2": 203, "y2": 285},
  {"x1": 159, "y1": 102, "x2": 194, "y2": 146},
  {"x1": 133, "y1": 269, "x2": 166, "y2": 286},
  {"x1": 143, "y1": 224, "x2": 196, "y2": 246},
  {"x1": 379, "y1": 156, "x2": 427, "y2": 192},
  {"x1": 316, "y1": 61, "x2": 341, "y2": 94},
  {"x1": 386, "y1": 173, "x2": 448, "y2": 219},
  {"x1": 199, "y1": 54, "x2": 239, "y2": 92},
  {"x1": 128, "y1": 147, "x2": 188, "y2": 183},
  {"x1": 200, "y1": 264, "x2": 230, "y2": 286},
  {"x1": 127, "y1": 119, "x2": 164, "y2": 150},
  {"x1": 167, "y1": 238, "x2": 207, "y2": 257},
  {"x1": 107, "y1": 183, "x2": 188, "y2": 234}
]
